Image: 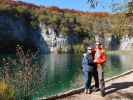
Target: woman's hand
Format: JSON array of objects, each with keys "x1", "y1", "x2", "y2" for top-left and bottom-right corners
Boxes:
[{"x1": 93, "y1": 59, "x2": 97, "y2": 63}]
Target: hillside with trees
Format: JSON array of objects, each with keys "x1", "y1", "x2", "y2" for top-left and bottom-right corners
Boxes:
[{"x1": 0, "y1": 0, "x2": 130, "y2": 53}]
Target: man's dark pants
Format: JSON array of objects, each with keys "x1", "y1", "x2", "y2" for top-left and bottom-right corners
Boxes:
[{"x1": 92, "y1": 63, "x2": 99, "y2": 89}]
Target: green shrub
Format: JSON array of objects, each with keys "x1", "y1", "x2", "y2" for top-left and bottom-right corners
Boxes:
[{"x1": 73, "y1": 44, "x2": 86, "y2": 54}]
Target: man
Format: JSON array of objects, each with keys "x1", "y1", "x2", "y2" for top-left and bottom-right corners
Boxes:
[
  {"x1": 94, "y1": 42, "x2": 107, "y2": 96},
  {"x1": 91, "y1": 49, "x2": 99, "y2": 92}
]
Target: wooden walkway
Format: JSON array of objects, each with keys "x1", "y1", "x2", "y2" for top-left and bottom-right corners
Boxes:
[{"x1": 57, "y1": 71, "x2": 133, "y2": 100}]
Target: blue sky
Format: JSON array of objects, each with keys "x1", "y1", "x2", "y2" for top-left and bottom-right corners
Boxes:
[{"x1": 19, "y1": 0, "x2": 127, "y2": 13}]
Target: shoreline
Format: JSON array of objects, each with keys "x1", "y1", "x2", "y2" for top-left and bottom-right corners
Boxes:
[{"x1": 39, "y1": 68, "x2": 133, "y2": 100}]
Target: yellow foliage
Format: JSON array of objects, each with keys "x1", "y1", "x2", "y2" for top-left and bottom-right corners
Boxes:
[
  {"x1": 0, "y1": 81, "x2": 15, "y2": 100},
  {"x1": 0, "y1": 81, "x2": 8, "y2": 94}
]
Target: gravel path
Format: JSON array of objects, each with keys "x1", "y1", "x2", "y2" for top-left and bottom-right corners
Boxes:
[{"x1": 58, "y1": 72, "x2": 133, "y2": 100}]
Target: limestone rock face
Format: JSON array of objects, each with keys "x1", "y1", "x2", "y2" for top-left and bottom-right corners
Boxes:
[
  {"x1": 120, "y1": 35, "x2": 133, "y2": 50},
  {"x1": 40, "y1": 23, "x2": 65, "y2": 52},
  {"x1": 95, "y1": 34, "x2": 133, "y2": 51}
]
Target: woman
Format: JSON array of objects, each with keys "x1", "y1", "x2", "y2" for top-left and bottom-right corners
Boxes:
[{"x1": 82, "y1": 47, "x2": 94, "y2": 94}]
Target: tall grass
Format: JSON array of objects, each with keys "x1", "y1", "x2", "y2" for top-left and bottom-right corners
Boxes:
[
  {"x1": 0, "y1": 80, "x2": 15, "y2": 100},
  {"x1": 0, "y1": 45, "x2": 44, "y2": 100}
]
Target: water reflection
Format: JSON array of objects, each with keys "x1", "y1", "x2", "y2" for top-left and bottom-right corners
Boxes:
[
  {"x1": 109, "y1": 35, "x2": 120, "y2": 50},
  {"x1": 119, "y1": 53, "x2": 133, "y2": 70},
  {"x1": 34, "y1": 54, "x2": 82, "y2": 99},
  {"x1": 104, "y1": 53, "x2": 133, "y2": 77},
  {"x1": 36, "y1": 52, "x2": 133, "y2": 99},
  {"x1": 109, "y1": 54, "x2": 122, "y2": 70},
  {"x1": 104, "y1": 54, "x2": 122, "y2": 77},
  {"x1": 1, "y1": 52, "x2": 133, "y2": 100}
]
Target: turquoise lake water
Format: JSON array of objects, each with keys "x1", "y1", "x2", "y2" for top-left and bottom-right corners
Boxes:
[
  {"x1": 0, "y1": 52, "x2": 133, "y2": 100},
  {"x1": 33, "y1": 52, "x2": 133, "y2": 100}
]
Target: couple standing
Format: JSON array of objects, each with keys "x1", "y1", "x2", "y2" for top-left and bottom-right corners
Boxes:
[{"x1": 82, "y1": 42, "x2": 107, "y2": 97}]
